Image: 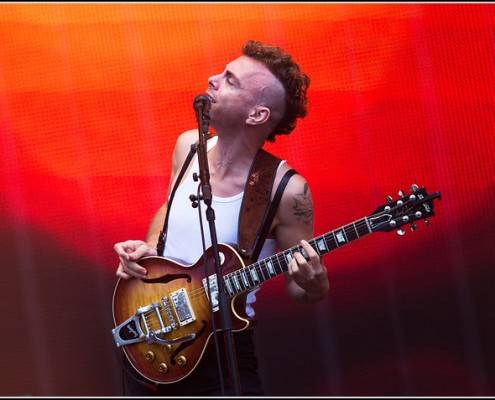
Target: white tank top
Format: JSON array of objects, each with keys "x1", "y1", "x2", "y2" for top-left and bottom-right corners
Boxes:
[{"x1": 162, "y1": 137, "x2": 281, "y2": 317}]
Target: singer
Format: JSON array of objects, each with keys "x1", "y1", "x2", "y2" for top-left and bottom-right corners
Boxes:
[{"x1": 113, "y1": 40, "x2": 329, "y2": 396}]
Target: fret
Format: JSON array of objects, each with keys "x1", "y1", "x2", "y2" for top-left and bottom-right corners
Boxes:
[
  {"x1": 265, "y1": 259, "x2": 277, "y2": 276},
  {"x1": 300, "y1": 246, "x2": 309, "y2": 259},
  {"x1": 239, "y1": 268, "x2": 250, "y2": 288},
  {"x1": 334, "y1": 229, "x2": 347, "y2": 246},
  {"x1": 342, "y1": 227, "x2": 350, "y2": 243},
  {"x1": 257, "y1": 260, "x2": 269, "y2": 281},
  {"x1": 363, "y1": 217, "x2": 372, "y2": 234},
  {"x1": 353, "y1": 219, "x2": 367, "y2": 237},
  {"x1": 315, "y1": 237, "x2": 328, "y2": 254},
  {"x1": 323, "y1": 233, "x2": 338, "y2": 252},
  {"x1": 234, "y1": 270, "x2": 247, "y2": 291},
  {"x1": 232, "y1": 273, "x2": 242, "y2": 292},
  {"x1": 330, "y1": 231, "x2": 340, "y2": 248},
  {"x1": 248, "y1": 265, "x2": 260, "y2": 285},
  {"x1": 222, "y1": 275, "x2": 230, "y2": 294},
  {"x1": 359, "y1": 219, "x2": 371, "y2": 237},
  {"x1": 283, "y1": 251, "x2": 293, "y2": 271},
  {"x1": 344, "y1": 223, "x2": 359, "y2": 242},
  {"x1": 351, "y1": 221, "x2": 360, "y2": 238},
  {"x1": 224, "y1": 275, "x2": 235, "y2": 296},
  {"x1": 278, "y1": 252, "x2": 287, "y2": 273},
  {"x1": 274, "y1": 253, "x2": 287, "y2": 274}
]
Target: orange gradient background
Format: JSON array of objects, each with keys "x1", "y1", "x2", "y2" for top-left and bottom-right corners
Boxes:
[{"x1": 1, "y1": 3, "x2": 494, "y2": 396}]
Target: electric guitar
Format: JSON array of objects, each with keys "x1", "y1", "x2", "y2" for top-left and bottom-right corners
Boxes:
[{"x1": 112, "y1": 185, "x2": 441, "y2": 385}]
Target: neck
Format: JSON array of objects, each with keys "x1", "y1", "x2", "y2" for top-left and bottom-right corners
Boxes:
[{"x1": 209, "y1": 130, "x2": 265, "y2": 175}]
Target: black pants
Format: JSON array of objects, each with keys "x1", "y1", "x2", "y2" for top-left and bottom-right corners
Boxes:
[{"x1": 121, "y1": 329, "x2": 264, "y2": 396}]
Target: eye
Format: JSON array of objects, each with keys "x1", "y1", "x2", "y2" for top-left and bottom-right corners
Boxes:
[{"x1": 226, "y1": 77, "x2": 234, "y2": 86}]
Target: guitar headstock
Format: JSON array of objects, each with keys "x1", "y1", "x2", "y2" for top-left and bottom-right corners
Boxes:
[{"x1": 369, "y1": 184, "x2": 441, "y2": 235}]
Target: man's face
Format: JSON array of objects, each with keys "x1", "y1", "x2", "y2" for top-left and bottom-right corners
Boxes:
[{"x1": 206, "y1": 55, "x2": 280, "y2": 128}]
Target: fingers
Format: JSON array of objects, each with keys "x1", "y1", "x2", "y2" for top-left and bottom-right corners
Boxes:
[
  {"x1": 114, "y1": 240, "x2": 146, "y2": 259},
  {"x1": 116, "y1": 259, "x2": 148, "y2": 279},
  {"x1": 288, "y1": 239, "x2": 322, "y2": 275},
  {"x1": 116, "y1": 262, "x2": 133, "y2": 279},
  {"x1": 115, "y1": 240, "x2": 157, "y2": 260},
  {"x1": 114, "y1": 240, "x2": 156, "y2": 279}
]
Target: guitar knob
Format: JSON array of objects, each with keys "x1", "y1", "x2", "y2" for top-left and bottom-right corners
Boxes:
[
  {"x1": 145, "y1": 351, "x2": 155, "y2": 362},
  {"x1": 177, "y1": 355, "x2": 187, "y2": 366},
  {"x1": 163, "y1": 344, "x2": 172, "y2": 353},
  {"x1": 397, "y1": 229, "x2": 406, "y2": 236},
  {"x1": 158, "y1": 363, "x2": 168, "y2": 373}
]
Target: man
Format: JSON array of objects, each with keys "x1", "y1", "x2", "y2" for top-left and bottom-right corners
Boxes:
[{"x1": 113, "y1": 40, "x2": 329, "y2": 396}]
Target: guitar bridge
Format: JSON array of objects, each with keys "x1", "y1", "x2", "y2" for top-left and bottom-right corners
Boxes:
[{"x1": 112, "y1": 301, "x2": 175, "y2": 347}]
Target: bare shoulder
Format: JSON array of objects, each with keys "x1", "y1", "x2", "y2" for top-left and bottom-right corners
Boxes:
[
  {"x1": 272, "y1": 162, "x2": 314, "y2": 243},
  {"x1": 175, "y1": 129, "x2": 199, "y2": 155},
  {"x1": 171, "y1": 129, "x2": 200, "y2": 170},
  {"x1": 274, "y1": 161, "x2": 312, "y2": 199}
]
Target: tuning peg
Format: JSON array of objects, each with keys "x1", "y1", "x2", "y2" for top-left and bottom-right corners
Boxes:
[
  {"x1": 410, "y1": 223, "x2": 417, "y2": 231},
  {"x1": 424, "y1": 219, "x2": 430, "y2": 226},
  {"x1": 397, "y1": 228, "x2": 406, "y2": 236},
  {"x1": 386, "y1": 196, "x2": 393, "y2": 203},
  {"x1": 398, "y1": 190, "x2": 405, "y2": 198},
  {"x1": 410, "y1": 184, "x2": 419, "y2": 192}
]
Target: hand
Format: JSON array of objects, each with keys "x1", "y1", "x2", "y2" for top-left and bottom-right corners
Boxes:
[
  {"x1": 287, "y1": 239, "x2": 329, "y2": 302},
  {"x1": 114, "y1": 240, "x2": 157, "y2": 279}
]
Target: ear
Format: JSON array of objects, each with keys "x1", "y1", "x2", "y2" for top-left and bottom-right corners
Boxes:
[{"x1": 246, "y1": 106, "x2": 271, "y2": 126}]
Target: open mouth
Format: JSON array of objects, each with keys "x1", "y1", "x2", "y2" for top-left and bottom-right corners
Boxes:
[{"x1": 205, "y1": 93, "x2": 216, "y2": 103}]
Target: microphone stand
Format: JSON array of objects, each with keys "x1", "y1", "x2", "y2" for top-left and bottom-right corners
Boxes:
[{"x1": 193, "y1": 95, "x2": 241, "y2": 396}]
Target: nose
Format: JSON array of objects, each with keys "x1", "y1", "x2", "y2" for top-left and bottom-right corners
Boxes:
[{"x1": 208, "y1": 74, "x2": 220, "y2": 90}]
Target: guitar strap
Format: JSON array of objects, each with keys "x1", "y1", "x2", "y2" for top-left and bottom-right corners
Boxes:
[
  {"x1": 237, "y1": 149, "x2": 296, "y2": 263},
  {"x1": 156, "y1": 133, "x2": 213, "y2": 255},
  {"x1": 248, "y1": 167, "x2": 297, "y2": 261}
]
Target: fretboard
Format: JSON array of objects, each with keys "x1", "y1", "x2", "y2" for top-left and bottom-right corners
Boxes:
[{"x1": 223, "y1": 216, "x2": 372, "y2": 297}]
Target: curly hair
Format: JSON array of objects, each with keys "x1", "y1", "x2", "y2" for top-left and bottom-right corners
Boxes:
[{"x1": 242, "y1": 40, "x2": 310, "y2": 142}]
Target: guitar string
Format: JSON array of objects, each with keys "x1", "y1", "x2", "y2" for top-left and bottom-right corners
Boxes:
[
  {"x1": 150, "y1": 217, "x2": 374, "y2": 308},
  {"x1": 143, "y1": 197, "x2": 420, "y2": 327},
  {"x1": 163, "y1": 211, "x2": 387, "y2": 307}
]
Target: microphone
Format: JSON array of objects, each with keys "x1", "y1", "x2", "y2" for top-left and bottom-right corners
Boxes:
[
  {"x1": 193, "y1": 94, "x2": 212, "y2": 205},
  {"x1": 193, "y1": 94, "x2": 211, "y2": 112}
]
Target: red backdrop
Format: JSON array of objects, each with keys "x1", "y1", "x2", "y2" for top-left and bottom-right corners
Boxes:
[{"x1": 1, "y1": 3, "x2": 494, "y2": 396}]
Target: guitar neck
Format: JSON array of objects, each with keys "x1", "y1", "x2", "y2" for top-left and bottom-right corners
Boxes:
[{"x1": 223, "y1": 216, "x2": 372, "y2": 297}]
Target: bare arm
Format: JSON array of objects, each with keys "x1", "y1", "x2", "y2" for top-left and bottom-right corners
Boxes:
[
  {"x1": 273, "y1": 166, "x2": 329, "y2": 304},
  {"x1": 114, "y1": 129, "x2": 199, "y2": 279}
]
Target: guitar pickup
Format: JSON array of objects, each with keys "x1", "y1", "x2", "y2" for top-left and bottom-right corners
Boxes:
[{"x1": 170, "y1": 288, "x2": 195, "y2": 326}]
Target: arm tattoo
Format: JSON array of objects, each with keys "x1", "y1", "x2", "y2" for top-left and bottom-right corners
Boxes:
[{"x1": 292, "y1": 183, "x2": 314, "y2": 226}]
